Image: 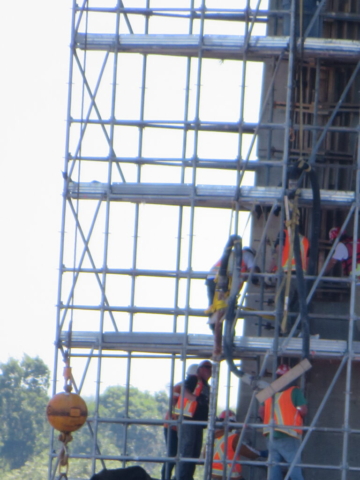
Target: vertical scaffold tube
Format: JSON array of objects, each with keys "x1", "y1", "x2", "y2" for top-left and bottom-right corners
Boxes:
[{"x1": 203, "y1": 361, "x2": 220, "y2": 480}]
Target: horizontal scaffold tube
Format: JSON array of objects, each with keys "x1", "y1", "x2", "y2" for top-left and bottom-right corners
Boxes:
[{"x1": 75, "y1": 33, "x2": 360, "y2": 62}]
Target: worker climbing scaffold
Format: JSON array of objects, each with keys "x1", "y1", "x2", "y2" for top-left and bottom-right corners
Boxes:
[{"x1": 205, "y1": 235, "x2": 260, "y2": 360}]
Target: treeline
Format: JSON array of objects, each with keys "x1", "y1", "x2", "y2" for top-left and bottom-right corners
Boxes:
[{"x1": 0, "y1": 356, "x2": 169, "y2": 480}]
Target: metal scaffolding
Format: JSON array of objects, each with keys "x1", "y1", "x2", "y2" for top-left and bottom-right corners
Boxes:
[{"x1": 50, "y1": 2, "x2": 360, "y2": 480}]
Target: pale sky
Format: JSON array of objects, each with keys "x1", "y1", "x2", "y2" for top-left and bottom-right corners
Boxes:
[
  {"x1": 0, "y1": 1, "x2": 70, "y2": 370},
  {"x1": 0, "y1": 1, "x2": 266, "y2": 404}
]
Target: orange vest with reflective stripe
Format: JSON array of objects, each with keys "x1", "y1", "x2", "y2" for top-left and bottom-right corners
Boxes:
[
  {"x1": 212, "y1": 433, "x2": 242, "y2": 478},
  {"x1": 263, "y1": 387, "x2": 303, "y2": 440},
  {"x1": 281, "y1": 231, "x2": 309, "y2": 272},
  {"x1": 174, "y1": 378, "x2": 203, "y2": 418}
]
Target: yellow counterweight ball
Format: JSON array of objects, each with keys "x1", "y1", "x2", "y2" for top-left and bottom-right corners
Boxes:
[{"x1": 46, "y1": 392, "x2": 88, "y2": 433}]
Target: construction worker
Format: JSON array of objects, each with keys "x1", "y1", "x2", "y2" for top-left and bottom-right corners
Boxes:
[
  {"x1": 258, "y1": 364, "x2": 308, "y2": 480},
  {"x1": 206, "y1": 244, "x2": 260, "y2": 360},
  {"x1": 325, "y1": 227, "x2": 360, "y2": 330},
  {"x1": 212, "y1": 410, "x2": 267, "y2": 480},
  {"x1": 175, "y1": 360, "x2": 212, "y2": 480},
  {"x1": 269, "y1": 229, "x2": 309, "y2": 275},
  {"x1": 325, "y1": 227, "x2": 360, "y2": 276},
  {"x1": 161, "y1": 364, "x2": 199, "y2": 480},
  {"x1": 268, "y1": 228, "x2": 309, "y2": 333}
]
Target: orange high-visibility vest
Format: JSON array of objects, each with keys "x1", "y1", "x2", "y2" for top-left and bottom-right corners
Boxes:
[
  {"x1": 263, "y1": 387, "x2": 303, "y2": 440},
  {"x1": 174, "y1": 378, "x2": 203, "y2": 418},
  {"x1": 281, "y1": 230, "x2": 309, "y2": 272},
  {"x1": 212, "y1": 433, "x2": 242, "y2": 479}
]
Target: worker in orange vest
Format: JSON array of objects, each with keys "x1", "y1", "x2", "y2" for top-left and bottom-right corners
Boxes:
[
  {"x1": 325, "y1": 226, "x2": 360, "y2": 331},
  {"x1": 175, "y1": 360, "x2": 212, "y2": 480},
  {"x1": 258, "y1": 364, "x2": 307, "y2": 480},
  {"x1": 162, "y1": 364, "x2": 199, "y2": 480},
  {"x1": 269, "y1": 229, "x2": 309, "y2": 275},
  {"x1": 211, "y1": 410, "x2": 267, "y2": 480},
  {"x1": 268, "y1": 229, "x2": 309, "y2": 333}
]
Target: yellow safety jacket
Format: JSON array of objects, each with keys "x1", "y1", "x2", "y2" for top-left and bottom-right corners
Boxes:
[{"x1": 206, "y1": 256, "x2": 247, "y2": 314}]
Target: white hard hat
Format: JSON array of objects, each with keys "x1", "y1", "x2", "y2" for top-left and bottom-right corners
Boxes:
[{"x1": 186, "y1": 364, "x2": 199, "y2": 376}]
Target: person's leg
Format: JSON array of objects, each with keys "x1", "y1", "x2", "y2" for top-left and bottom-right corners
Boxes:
[
  {"x1": 161, "y1": 428, "x2": 169, "y2": 480},
  {"x1": 274, "y1": 437, "x2": 304, "y2": 480},
  {"x1": 213, "y1": 311, "x2": 223, "y2": 357},
  {"x1": 212, "y1": 309, "x2": 226, "y2": 359},
  {"x1": 184, "y1": 425, "x2": 203, "y2": 480},
  {"x1": 178, "y1": 424, "x2": 197, "y2": 480},
  {"x1": 192, "y1": 426, "x2": 203, "y2": 458},
  {"x1": 162, "y1": 428, "x2": 178, "y2": 480},
  {"x1": 268, "y1": 438, "x2": 284, "y2": 480},
  {"x1": 168, "y1": 429, "x2": 178, "y2": 479}
]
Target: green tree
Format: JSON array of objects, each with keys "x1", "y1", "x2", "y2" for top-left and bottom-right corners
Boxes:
[
  {"x1": 69, "y1": 386, "x2": 169, "y2": 477},
  {"x1": 0, "y1": 355, "x2": 172, "y2": 479},
  {"x1": 0, "y1": 355, "x2": 51, "y2": 471}
]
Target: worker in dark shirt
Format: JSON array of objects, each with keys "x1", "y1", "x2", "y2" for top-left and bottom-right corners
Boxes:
[
  {"x1": 174, "y1": 360, "x2": 212, "y2": 480},
  {"x1": 161, "y1": 364, "x2": 198, "y2": 480}
]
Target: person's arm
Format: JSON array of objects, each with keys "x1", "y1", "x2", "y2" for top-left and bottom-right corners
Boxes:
[
  {"x1": 296, "y1": 405, "x2": 308, "y2": 417},
  {"x1": 235, "y1": 435, "x2": 266, "y2": 460},
  {"x1": 183, "y1": 389, "x2": 197, "y2": 401},
  {"x1": 324, "y1": 257, "x2": 338, "y2": 275},
  {"x1": 292, "y1": 388, "x2": 308, "y2": 417},
  {"x1": 242, "y1": 250, "x2": 260, "y2": 284},
  {"x1": 182, "y1": 376, "x2": 199, "y2": 402},
  {"x1": 325, "y1": 242, "x2": 348, "y2": 275},
  {"x1": 172, "y1": 383, "x2": 182, "y2": 406}
]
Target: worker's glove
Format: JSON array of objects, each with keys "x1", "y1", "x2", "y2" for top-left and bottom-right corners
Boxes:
[
  {"x1": 259, "y1": 450, "x2": 268, "y2": 458},
  {"x1": 296, "y1": 405, "x2": 307, "y2": 417},
  {"x1": 196, "y1": 394, "x2": 208, "y2": 407}
]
